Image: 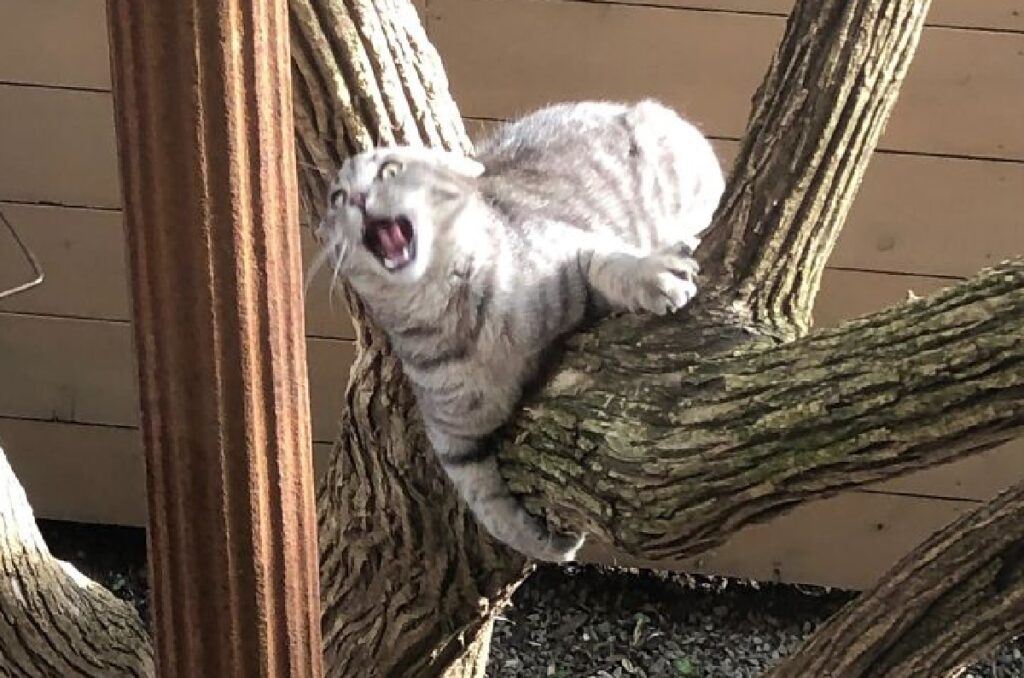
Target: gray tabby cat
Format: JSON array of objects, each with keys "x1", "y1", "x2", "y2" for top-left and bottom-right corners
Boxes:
[{"x1": 314, "y1": 100, "x2": 724, "y2": 562}]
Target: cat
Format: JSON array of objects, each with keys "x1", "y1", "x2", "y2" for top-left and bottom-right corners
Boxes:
[{"x1": 313, "y1": 100, "x2": 725, "y2": 562}]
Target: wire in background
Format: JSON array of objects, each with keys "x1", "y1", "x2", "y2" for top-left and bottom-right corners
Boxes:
[{"x1": 0, "y1": 208, "x2": 44, "y2": 300}]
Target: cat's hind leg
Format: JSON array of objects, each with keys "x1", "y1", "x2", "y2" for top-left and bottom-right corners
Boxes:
[{"x1": 425, "y1": 425, "x2": 584, "y2": 562}]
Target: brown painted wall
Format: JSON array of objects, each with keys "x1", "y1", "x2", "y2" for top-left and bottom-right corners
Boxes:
[{"x1": 0, "y1": 0, "x2": 1021, "y2": 589}]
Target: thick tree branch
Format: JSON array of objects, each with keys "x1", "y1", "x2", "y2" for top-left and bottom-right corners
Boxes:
[
  {"x1": 770, "y1": 477, "x2": 1024, "y2": 677},
  {"x1": 0, "y1": 447, "x2": 154, "y2": 675},
  {"x1": 500, "y1": 258, "x2": 1024, "y2": 561},
  {"x1": 697, "y1": 0, "x2": 931, "y2": 340}
]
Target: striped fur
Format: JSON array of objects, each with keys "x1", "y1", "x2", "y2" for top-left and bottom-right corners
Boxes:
[{"x1": 314, "y1": 100, "x2": 724, "y2": 562}]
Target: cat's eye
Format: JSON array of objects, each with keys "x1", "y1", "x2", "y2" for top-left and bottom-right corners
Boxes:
[
  {"x1": 378, "y1": 161, "x2": 403, "y2": 180},
  {"x1": 329, "y1": 187, "x2": 347, "y2": 206}
]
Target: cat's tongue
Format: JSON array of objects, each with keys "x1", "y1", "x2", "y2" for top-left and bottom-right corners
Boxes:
[{"x1": 372, "y1": 220, "x2": 411, "y2": 269}]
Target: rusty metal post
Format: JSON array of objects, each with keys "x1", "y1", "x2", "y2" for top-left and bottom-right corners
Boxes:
[{"x1": 106, "y1": 2, "x2": 323, "y2": 676}]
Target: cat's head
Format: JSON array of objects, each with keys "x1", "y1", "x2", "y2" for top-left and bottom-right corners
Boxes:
[{"x1": 315, "y1": 146, "x2": 485, "y2": 286}]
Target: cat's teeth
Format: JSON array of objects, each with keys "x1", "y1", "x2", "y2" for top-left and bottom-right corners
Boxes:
[
  {"x1": 401, "y1": 246, "x2": 410, "y2": 261},
  {"x1": 384, "y1": 258, "x2": 397, "y2": 270}
]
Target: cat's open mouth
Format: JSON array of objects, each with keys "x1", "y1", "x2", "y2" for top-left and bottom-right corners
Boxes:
[{"x1": 363, "y1": 216, "x2": 416, "y2": 271}]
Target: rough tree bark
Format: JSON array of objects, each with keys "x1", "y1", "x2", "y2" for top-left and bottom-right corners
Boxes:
[{"x1": 0, "y1": 0, "x2": 1020, "y2": 676}]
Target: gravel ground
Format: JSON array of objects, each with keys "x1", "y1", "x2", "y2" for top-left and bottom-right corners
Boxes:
[
  {"x1": 37, "y1": 520, "x2": 1024, "y2": 677},
  {"x1": 38, "y1": 519, "x2": 151, "y2": 626},
  {"x1": 488, "y1": 564, "x2": 1024, "y2": 677}
]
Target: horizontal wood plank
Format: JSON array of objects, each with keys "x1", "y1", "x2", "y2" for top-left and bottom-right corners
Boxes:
[
  {"x1": 0, "y1": 1, "x2": 111, "y2": 89},
  {"x1": 712, "y1": 141, "x2": 1024, "y2": 278},
  {"x1": 432, "y1": 0, "x2": 1024, "y2": 160},
  {"x1": 6, "y1": 143, "x2": 1018, "y2": 321},
  {"x1": 302, "y1": 228, "x2": 357, "y2": 339},
  {"x1": 582, "y1": 1, "x2": 1024, "y2": 33},
  {"x1": 0, "y1": 415, "x2": 1004, "y2": 593},
  {"x1": 4, "y1": 266, "x2": 1022, "y2": 504},
  {"x1": 0, "y1": 202, "x2": 355, "y2": 339},
  {"x1": 0, "y1": 268, "x2": 960, "y2": 438},
  {"x1": 3, "y1": 414, "x2": 1014, "y2": 555},
  {"x1": 0, "y1": 417, "x2": 148, "y2": 526},
  {"x1": 0, "y1": 1, "x2": 1017, "y2": 95},
  {"x1": 0, "y1": 203, "x2": 127, "y2": 320},
  {"x1": 433, "y1": 2, "x2": 780, "y2": 149},
  {"x1": 868, "y1": 437, "x2": 1024, "y2": 501},
  {"x1": 926, "y1": 1, "x2": 1024, "y2": 32},
  {"x1": 886, "y1": 26, "x2": 1024, "y2": 161},
  {"x1": 0, "y1": 85, "x2": 120, "y2": 208},
  {"x1": 835, "y1": 154, "x2": 1024, "y2": 277},
  {"x1": 0, "y1": 418, "x2": 333, "y2": 528},
  {"x1": 585, "y1": 491, "x2": 977, "y2": 590},
  {"x1": 0, "y1": 313, "x2": 355, "y2": 444},
  {"x1": 813, "y1": 269, "x2": 955, "y2": 327}
]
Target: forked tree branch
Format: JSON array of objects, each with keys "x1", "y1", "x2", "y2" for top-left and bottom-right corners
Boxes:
[{"x1": 293, "y1": 0, "x2": 1022, "y2": 675}]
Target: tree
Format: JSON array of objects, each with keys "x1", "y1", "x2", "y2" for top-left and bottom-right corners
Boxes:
[{"x1": 0, "y1": 0, "x2": 1020, "y2": 675}]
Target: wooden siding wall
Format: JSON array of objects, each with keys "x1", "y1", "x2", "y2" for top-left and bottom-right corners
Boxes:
[{"x1": 0, "y1": 0, "x2": 1021, "y2": 589}]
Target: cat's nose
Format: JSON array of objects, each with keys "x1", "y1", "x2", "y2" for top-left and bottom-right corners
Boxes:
[{"x1": 349, "y1": 192, "x2": 367, "y2": 210}]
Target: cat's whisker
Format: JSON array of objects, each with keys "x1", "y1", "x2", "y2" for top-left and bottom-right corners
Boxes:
[
  {"x1": 327, "y1": 241, "x2": 349, "y2": 313},
  {"x1": 303, "y1": 229, "x2": 347, "y2": 299}
]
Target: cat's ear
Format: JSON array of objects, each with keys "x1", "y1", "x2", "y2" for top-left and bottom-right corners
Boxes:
[
  {"x1": 435, "y1": 152, "x2": 486, "y2": 178},
  {"x1": 397, "y1": 146, "x2": 485, "y2": 178}
]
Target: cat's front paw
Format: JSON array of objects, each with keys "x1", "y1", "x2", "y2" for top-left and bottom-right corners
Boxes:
[{"x1": 629, "y1": 248, "x2": 699, "y2": 315}]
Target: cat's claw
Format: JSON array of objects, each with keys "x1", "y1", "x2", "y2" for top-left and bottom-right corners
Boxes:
[
  {"x1": 519, "y1": 528, "x2": 585, "y2": 563},
  {"x1": 631, "y1": 250, "x2": 699, "y2": 315}
]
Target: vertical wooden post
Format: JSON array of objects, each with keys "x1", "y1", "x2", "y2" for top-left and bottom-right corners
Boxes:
[{"x1": 106, "y1": 2, "x2": 323, "y2": 676}]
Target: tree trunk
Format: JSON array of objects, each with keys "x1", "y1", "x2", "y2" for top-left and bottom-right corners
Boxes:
[
  {"x1": 287, "y1": 1, "x2": 528, "y2": 675},
  {"x1": 698, "y1": 0, "x2": 933, "y2": 340},
  {"x1": 0, "y1": 447, "x2": 153, "y2": 676}
]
